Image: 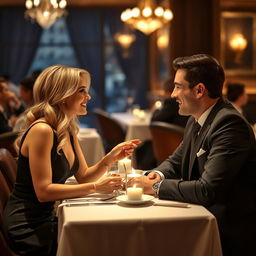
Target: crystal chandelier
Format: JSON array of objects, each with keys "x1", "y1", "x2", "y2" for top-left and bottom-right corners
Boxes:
[
  {"x1": 25, "y1": 0, "x2": 67, "y2": 29},
  {"x1": 120, "y1": 0, "x2": 173, "y2": 35}
]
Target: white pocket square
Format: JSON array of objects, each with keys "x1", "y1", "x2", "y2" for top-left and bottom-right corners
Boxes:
[{"x1": 196, "y1": 148, "x2": 206, "y2": 157}]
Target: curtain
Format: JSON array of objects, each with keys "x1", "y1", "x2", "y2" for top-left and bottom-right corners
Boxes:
[
  {"x1": 66, "y1": 8, "x2": 102, "y2": 127},
  {"x1": 0, "y1": 7, "x2": 42, "y2": 84},
  {"x1": 66, "y1": 8, "x2": 102, "y2": 106},
  {"x1": 106, "y1": 9, "x2": 148, "y2": 109}
]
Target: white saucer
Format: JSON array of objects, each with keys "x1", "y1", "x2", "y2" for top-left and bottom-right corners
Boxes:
[{"x1": 116, "y1": 195, "x2": 154, "y2": 205}]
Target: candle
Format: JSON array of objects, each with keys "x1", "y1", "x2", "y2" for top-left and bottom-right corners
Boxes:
[
  {"x1": 127, "y1": 185, "x2": 143, "y2": 201},
  {"x1": 132, "y1": 108, "x2": 140, "y2": 117},
  {"x1": 137, "y1": 110, "x2": 146, "y2": 120},
  {"x1": 154, "y1": 100, "x2": 162, "y2": 109},
  {"x1": 118, "y1": 158, "x2": 132, "y2": 177}
]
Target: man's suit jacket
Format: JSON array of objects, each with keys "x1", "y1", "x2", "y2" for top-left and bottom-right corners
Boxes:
[
  {"x1": 0, "y1": 111, "x2": 12, "y2": 134},
  {"x1": 156, "y1": 97, "x2": 256, "y2": 252}
]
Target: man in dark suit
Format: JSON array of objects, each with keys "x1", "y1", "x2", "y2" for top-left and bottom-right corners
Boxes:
[
  {"x1": 0, "y1": 78, "x2": 24, "y2": 134},
  {"x1": 143, "y1": 54, "x2": 256, "y2": 255}
]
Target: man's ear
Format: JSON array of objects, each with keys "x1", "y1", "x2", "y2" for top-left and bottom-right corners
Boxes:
[{"x1": 195, "y1": 83, "x2": 206, "y2": 98}]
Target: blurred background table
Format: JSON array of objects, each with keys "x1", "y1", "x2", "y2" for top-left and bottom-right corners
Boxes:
[
  {"x1": 111, "y1": 112, "x2": 152, "y2": 141},
  {"x1": 57, "y1": 199, "x2": 222, "y2": 256},
  {"x1": 78, "y1": 128, "x2": 105, "y2": 166}
]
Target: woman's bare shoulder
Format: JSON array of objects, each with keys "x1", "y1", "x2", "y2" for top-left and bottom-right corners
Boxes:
[{"x1": 27, "y1": 121, "x2": 54, "y2": 139}]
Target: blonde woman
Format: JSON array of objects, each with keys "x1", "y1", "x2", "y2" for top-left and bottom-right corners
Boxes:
[{"x1": 3, "y1": 65, "x2": 140, "y2": 256}]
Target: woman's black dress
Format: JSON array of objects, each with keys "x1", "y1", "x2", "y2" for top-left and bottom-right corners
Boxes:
[{"x1": 3, "y1": 122, "x2": 79, "y2": 255}]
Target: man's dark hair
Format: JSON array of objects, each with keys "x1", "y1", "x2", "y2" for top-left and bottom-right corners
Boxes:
[
  {"x1": 0, "y1": 77, "x2": 7, "y2": 91},
  {"x1": 173, "y1": 54, "x2": 225, "y2": 98},
  {"x1": 20, "y1": 76, "x2": 36, "y2": 91},
  {"x1": 31, "y1": 69, "x2": 42, "y2": 80},
  {"x1": 0, "y1": 77, "x2": 7, "y2": 83},
  {"x1": 226, "y1": 83, "x2": 245, "y2": 102}
]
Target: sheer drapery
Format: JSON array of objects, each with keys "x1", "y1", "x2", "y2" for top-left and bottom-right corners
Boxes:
[{"x1": 0, "y1": 7, "x2": 42, "y2": 84}]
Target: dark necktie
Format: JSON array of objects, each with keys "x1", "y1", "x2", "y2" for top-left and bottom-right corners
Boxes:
[
  {"x1": 192, "y1": 121, "x2": 201, "y2": 143},
  {"x1": 190, "y1": 121, "x2": 201, "y2": 159},
  {"x1": 189, "y1": 121, "x2": 201, "y2": 179}
]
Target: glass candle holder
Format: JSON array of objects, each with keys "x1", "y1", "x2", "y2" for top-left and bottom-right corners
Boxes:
[
  {"x1": 118, "y1": 158, "x2": 132, "y2": 177},
  {"x1": 126, "y1": 169, "x2": 143, "y2": 201},
  {"x1": 118, "y1": 158, "x2": 132, "y2": 192}
]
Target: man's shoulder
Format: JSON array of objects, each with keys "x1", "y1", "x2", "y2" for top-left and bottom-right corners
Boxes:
[
  {"x1": 214, "y1": 103, "x2": 244, "y2": 122},
  {"x1": 211, "y1": 104, "x2": 253, "y2": 136}
]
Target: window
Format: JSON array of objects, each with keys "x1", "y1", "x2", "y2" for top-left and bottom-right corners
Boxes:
[
  {"x1": 29, "y1": 18, "x2": 79, "y2": 72},
  {"x1": 29, "y1": 16, "x2": 128, "y2": 127},
  {"x1": 104, "y1": 25, "x2": 127, "y2": 113}
]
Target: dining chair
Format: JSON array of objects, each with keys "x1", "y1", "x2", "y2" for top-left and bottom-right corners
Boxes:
[
  {"x1": 149, "y1": 121, "x2": 185, "y2": 163},
  {"x1": 93, "y1": 109, "x2": 127, "y2": 152},
  {"x1": 0, "y1": 169, "x2": 17, "y2": 256},
  {"x1": 0, "y1": 131, "x2": 20, "y2": 158},
  {"x1": 0, "y1": 148, "x2": 18, "y2": 191}
]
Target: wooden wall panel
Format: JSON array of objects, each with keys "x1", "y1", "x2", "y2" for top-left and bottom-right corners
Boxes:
[{"x1": 169, "y1": 0, "x2": 220, "y2": 77}]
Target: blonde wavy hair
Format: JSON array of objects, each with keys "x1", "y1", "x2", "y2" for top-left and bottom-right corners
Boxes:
[{"x1": 16, "y1": 65, "x2": 91, "y2": 153}]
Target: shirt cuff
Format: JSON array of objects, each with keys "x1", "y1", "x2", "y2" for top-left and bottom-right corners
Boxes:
[{"x1": 152, "y1": 170, "x2": 165, "y2": 181}]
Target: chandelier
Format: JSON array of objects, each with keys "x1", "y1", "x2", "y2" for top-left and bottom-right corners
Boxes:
[
  {"x1": 120, "y1": 0, "x2": 173, "y2": 35},
  {"x1": 25, "y1": 0, "x2": 67, "y2": 29}
]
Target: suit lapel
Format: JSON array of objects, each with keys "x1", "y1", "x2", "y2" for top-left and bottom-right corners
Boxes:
[
  {"x1": 187, "y1": 97, "x2": 228, "y2": 179},
  {"x1": 182, "y1": 120, "x2": 194, "y2": 180},
  {"x1": 188, "y1": 124, "x2": 210, "y2": 178}
]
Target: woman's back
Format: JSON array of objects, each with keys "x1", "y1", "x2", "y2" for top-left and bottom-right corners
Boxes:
[{"x1": 3, "y1": 121, "x2": 79, "y2": 256}]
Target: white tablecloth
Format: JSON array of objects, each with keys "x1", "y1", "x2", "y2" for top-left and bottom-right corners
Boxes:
[
  {"x1": 78, "y1": 128, "x2": 105, "y2": 166},
  {"x1": 112, "y1": 112, "x2": 152, "y2": 141},
  {"x1": 57, "y1": 198, "x2": 222, "y2": 256}
]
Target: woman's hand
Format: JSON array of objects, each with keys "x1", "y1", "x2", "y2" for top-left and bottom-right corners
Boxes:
[
  {"x1": 94, "y1": 176, "x2": 122, "y2": 194},
  {"x1": 105, "y1": 139, "x2": 141, "y2": 164}
]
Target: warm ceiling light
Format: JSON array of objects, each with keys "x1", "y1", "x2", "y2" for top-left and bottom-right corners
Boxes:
[
  {"x1": 121, "y1": 0, "x2": 173, "y2": 35},
  {"x1": 25, "y1": 0, "x2": 67, "y2": 29}
]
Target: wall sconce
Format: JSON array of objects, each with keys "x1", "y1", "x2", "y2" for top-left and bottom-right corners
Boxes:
[
  {"x1": 115, "y1": 33, "x2": 136, "y2": 58},
  {"x1": 229, "y1": 33, "x2": 248, "y2": 51},
  {"x1": 229, "y1": 33, "x2": 248, "y2": 64},
  {"x1": 157, "y1": 25, "x2": 169, "y2": 50}
]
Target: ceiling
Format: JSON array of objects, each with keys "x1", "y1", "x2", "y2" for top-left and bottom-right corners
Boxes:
[
  {"x1": 0, "y1": 0, "x2": 138, "y2": 7},
  {"x1": 2, "y1": 0, "x2": 256, "y2": 8}
]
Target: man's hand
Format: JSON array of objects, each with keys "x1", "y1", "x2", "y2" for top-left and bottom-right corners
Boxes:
[{"x1": 143, "y1": 172, "x2": 161, "y2": 195}]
